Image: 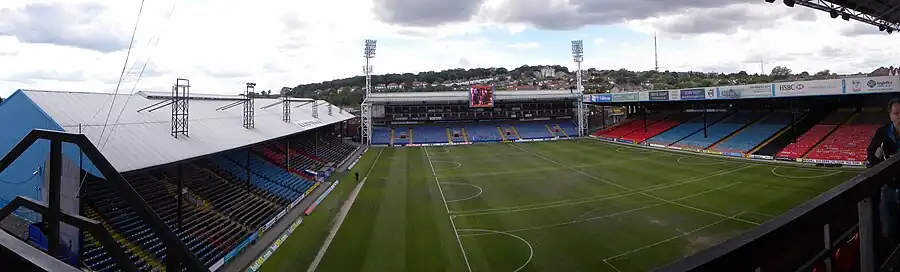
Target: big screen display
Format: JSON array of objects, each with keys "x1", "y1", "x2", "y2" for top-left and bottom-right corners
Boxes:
[{"x1": 470, "y1": 86, "x2": 495, "y2": 108}]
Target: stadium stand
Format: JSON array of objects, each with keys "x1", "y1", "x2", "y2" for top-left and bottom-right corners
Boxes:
[
  {"x1": 372, "y1": 127, "x2": 391, "y2": 145},
  {"x1": 449, "y1": 127, "x2": 466, "y2": 143},
  {"x1": 514, "y1": 123, "x2": 554, "y2": 139},
  {"x1": 776, "y1": 110, "x2": 853, "y2": 159},
  {"x1": 711, "y1": 112, "x2": 795, "y2": 153},
  {"x1": 620, "y1": 112, "x2": 698, "y2": 144},
  {"x1": 806, "y1": 110, "x2": 886, "y2": 161},
  {"x1": 594, "y1": 113, "x2": 668, "y2": 139},
  {"x1": 556, "y1": 122, "x2": 577, "y2": 137},
  {"x1": 646, "y1": 112, "x2": 729, "y2": 146},
  {"x1": 465, "y1": 125, "x2": 502, "y2": 142},
  {"x1": 674, "y1": 112, "x2": 763, "y2": 149},
  {"x1": 410, "y1": 126, "x2": 449, "y2": 144},
  {"x1": 0, "y1": 89, "x2": 359, "y2": 271}
]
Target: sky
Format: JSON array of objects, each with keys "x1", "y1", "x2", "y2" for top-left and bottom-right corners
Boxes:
[{"x1": 0, "y1": 0, "x2": 897, "y2": 97}]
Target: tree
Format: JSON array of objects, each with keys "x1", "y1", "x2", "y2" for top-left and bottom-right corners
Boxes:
[{"x1": 770, "y1": 66, "x2": 792, "y2": 79}]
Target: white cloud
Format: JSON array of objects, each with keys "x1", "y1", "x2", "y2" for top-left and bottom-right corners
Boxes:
[
  {"x1": 0, "y1": 0, "x2": 897, "y2": 98},
  {"x1": 509, "y1": 42, "x2": 541, "y2": 49}
]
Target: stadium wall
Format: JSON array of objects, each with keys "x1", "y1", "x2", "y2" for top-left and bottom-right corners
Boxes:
[{"x1": 0, "y1": 91, "x2": 101, "y2": 221}]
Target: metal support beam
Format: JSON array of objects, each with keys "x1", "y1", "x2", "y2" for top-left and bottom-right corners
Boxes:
[
  {"x1": 246, "y1": 150, "x2": 251, "y2": 197},
  {"x1": 361, "y1": 102, "x2": 372, "y2": 145},
  {"x1": 0, "y1": 129, "x2": 207, "y2": 271},
  {"x1": 859, "y1": 197, "x2": 875, "y2": 272},
  {"x1": 0, "y1": 196, "x2": 137, "y2": 271},
  {"x1": 177, "y1": 163, "x2": 183, "y2": 231},
  {"x1": 48, "y1": 140, "x2": 61, "y2": 258}
]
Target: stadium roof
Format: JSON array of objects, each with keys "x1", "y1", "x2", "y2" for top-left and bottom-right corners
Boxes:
[
  {"x1": 785, "y1": 0, "x2": 900, "y2": 32},
  {"x1": 366, "y1": 89, "x2": 582, "y2": 104},
  {"x1": 18, "y1": 89, "x2": 355, "y2": 172}
]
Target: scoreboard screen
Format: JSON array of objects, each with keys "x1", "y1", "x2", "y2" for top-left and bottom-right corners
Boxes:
[{"x1": 469, "y1": 85, "x2": 494, "y2": 108}]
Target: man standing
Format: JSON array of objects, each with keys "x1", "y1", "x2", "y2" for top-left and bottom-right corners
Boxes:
[{"x1": 867, "y1": 97, "x2": 900, "y2": 245}]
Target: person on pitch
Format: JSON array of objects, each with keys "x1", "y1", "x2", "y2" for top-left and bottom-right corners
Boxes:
[{"x1": 867, "y1": 97, "x2": 900, "y2": 245}]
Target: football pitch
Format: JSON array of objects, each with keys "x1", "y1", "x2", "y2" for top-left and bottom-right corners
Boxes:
[{"x1": 311, "y1": 140, "x2": 861, "y2": 272}]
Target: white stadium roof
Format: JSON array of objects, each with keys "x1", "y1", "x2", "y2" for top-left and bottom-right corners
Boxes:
[
  {"x1": 366, "y1": 89, "x2": 581, "y2": 103},
  {"x1": 21, "y1": 90, "x2": 355, "y2": 172}
]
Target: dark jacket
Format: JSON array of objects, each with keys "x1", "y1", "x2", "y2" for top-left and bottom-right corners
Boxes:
[{"x1": 867, "y1": 123, "x2": 900, "y2": 169}]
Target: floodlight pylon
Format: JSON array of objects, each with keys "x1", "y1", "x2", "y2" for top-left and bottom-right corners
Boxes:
[
  {"x1": 361, "y1": 39, "x2": 377, "y2": 145},
  {"x1": 572, "y1": 40, "x2": 587, "y2": 137}
]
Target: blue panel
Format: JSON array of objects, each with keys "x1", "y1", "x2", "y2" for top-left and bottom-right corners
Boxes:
[{"x1": 0, "y1": 91, "x2": 100, "y2": 221}]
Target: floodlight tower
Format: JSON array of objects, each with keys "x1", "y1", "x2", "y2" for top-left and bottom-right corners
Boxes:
[
  {"x1": 361, "y1": 39, "x2": 377, "y2": 145},
  {"x1": 572, "y1": 40, "x2": 587, "y2": 137}
]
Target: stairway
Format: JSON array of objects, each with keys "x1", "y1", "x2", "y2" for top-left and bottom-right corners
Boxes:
[
  {"x1": 497, "y1": 126, "x2": 507, "y2": 141},
  {"x1": 555, "y1": 124, "x2": 569, "y2": 137},
  {"x1": 546, "y1": 124, "x2": 557, "y2": 137},
  {"x1": 446, "y1": 128, "x2": 453, "y2": 144},
  {"x1": 389, "y1": 128, "x2": 395, "y2": 146},
  {"x1": 408, "y1": 128, "x2": 414, "y2": 145},
  {"x1": 511, "y1": 127, "x2": 522, "y2": 140},
  {"x1": 462, "y1": 128, "x2": 469, "y2": 143}
]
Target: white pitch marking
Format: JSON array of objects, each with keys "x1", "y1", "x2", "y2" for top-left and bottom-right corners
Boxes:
[
  {"x1": 604, "y1": 259, "x2": 624, "y2": 272},
  {"x1": 424, "y1": 147, "x2": 473, "y2": 272},
  {"x1": 510, "y1": 143, "x2": 760, "y2": 226},
  {"x1": 617, "y1": 147, "x2": 655, "y2": 154},
  {"x1": 457, "y1": 228, "x2": 534, "y2": 272},
  {"x1": 770, "y1": 166, "x2": 842, "y2": 179},
  {"x1": 461, "y1": 179, "x2": 754, "y2": 238},
  {"x1": 431, "y1": 160, "x2": 463, "y2": 171},
  {"x1": 677, "y1": 156, "x2": 729, "y2": 166},
  {"x1": 603, "y1": 217, "x2": 733, "y2": 261},
  {"x1": 441, "y1": 182, "x2": 485, "y2": 203},
  {"x1": 453, "y1": 164, "x2": 754, "y2": 218}
]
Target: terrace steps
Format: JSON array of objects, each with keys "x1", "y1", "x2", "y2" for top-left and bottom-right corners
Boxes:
[
  {"x1": 389, "y1": 128, "x2": 395, "y2": 146},
  {"x1": 546, "y1": 124, "x2": 556, "y2": 137},
  {"x1": 497, "y1": 126, "x2": 507, "y2": 141},
  {"x1": 555, "y1": 124, "x2": 569, "y2": 137}
]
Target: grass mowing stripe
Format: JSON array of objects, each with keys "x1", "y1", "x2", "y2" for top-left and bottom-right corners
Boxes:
[
  {"x1": 306, "y1": 148, "x2": 383, "y2": 272},
  {"x1": 509, "y1": 143, "x2": 761, "y2": 226},
  {"x1": 424, "y1": 147, "x2": 473, "y2": 272},
  {"x1": 459, "y1": 178, "x2": 753, "y2": 237},
  {"x1": 452, "y1": 164, "x2": 755, "y2": 217}
]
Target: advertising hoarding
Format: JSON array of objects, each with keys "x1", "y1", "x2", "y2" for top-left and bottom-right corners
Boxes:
[
  {"x1": 668, "y1": 90, "x2": 681, "y2": 101},
  {"x1": 591, "y1": 94, "x2": 612, "y2": 102},
  {"x1": 845, "y1": 75, "x2": 900, "y2": 94},
  {"x1": 648, "y1": 91, "x2": 669, "y2": 101},
  {"x1": 718, "y1": 84, "x2": 774, "y2": 99},
  {"x1": 774, "y1": 79, "x2": 842, "y2": 97},
  {"x1": 679, "y1": 88, "x2": 706, "y2": 100},
  {"x1": 611, "y1": 92, "x2": 639, "y2": 102},
  {"x1": 704, "y1": 88, "x2": 718, "y2": 99}
]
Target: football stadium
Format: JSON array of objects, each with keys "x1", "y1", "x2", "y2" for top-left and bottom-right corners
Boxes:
[{"x1": 2, "y1": 1, "x2": 900, "y2": 272}]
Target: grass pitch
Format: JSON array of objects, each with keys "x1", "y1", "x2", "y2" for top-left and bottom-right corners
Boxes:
[{"x1": 299, "y1": 140, "x2": 861, "y2": 272}]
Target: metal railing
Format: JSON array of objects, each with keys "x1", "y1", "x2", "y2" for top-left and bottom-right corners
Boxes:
[{"x1": 658, "y1": 154, "x2": 900, "y2": 271}]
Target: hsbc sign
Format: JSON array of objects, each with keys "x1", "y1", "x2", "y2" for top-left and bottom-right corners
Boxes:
[
  {"x1": 774, "y1": 79, "x2": 842, "y2": 97},
  {"x1": 778, "y1": 84, "x2": 804, "y2": 91}
]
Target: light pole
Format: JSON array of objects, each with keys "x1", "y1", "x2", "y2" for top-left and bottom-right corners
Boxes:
[
  {"x1": 571, "y1": 40, "x2": 587, "y2": 137},
  {"x1": 361, "y1": 39, "x2": 377, "y2": 145}
]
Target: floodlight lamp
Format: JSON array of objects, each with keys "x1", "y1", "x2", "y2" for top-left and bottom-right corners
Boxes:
[
  {"x1": 246, "y1": 82, "x2": 256, "y2": 88},
  {"x1": 842, "y1": 13, "x2": 850, "y2": 20},
  {"x1": 364, "y1": 39, "x2": 377, "y2": 58},
  {"x1": 830, "y1": 10, "x2": 838, "y2": 18},
  {"x1": 765, "y1": 0, "x2": 775, "y2": 3},
  {"x1": 889, "y1": 27, "x2": 894, "y2": 34},
  {"x1": 880, "y1": 25, "x2": 887, "y2": 31},
  {"x1": 783, "y1": 0, "x2": 794, "y2": 7}
]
